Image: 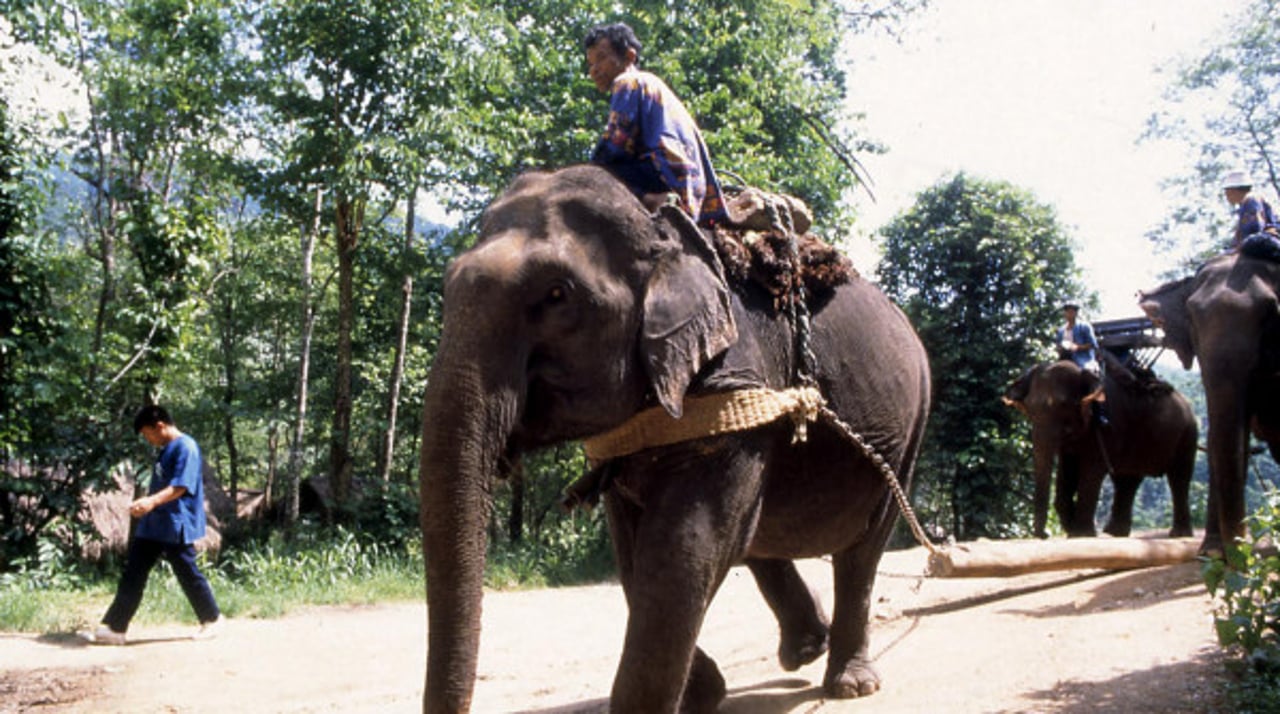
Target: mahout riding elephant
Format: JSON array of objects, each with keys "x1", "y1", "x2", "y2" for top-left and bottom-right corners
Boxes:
[
  {"x1": 1139, "y1": 251, "x2": 1280, "y2": 554},
  {"x1": 417, "y1": 165, "x2": 931, "y2": 713},
  {"x1": 1003, "y1": 353, "x2": 1196, "y2": 539}
]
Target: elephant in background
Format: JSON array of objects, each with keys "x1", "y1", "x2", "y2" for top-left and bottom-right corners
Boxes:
[
  {"x1": 1003, "y1": 352, "x2": 1196, "y2": 539},
  {"x1": 1140, "y1": 252, "x2": 1280, "y2": 554},
  {"x1": 417, "y1": 165, "x2": 931, "y2": 713}
]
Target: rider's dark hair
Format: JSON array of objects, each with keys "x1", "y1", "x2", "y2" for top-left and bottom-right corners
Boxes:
[{"x1": 584, "y1": 22, "x2": 642, "y2": 64}]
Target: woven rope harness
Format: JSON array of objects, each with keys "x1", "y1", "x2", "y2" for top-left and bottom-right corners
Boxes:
[
  {"x1": 582, "y1": 387, "x2": 824, "y2": 464},
  {"x1": 577, "y1": 386, "x2": 940, "y2": 558}
]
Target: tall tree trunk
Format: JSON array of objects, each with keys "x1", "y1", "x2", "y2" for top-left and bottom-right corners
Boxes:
[
  {"x1": 283, "y1": 187, "x2": 322, "y2": 525},
  {"x1": 377, "y1": 188, "x2": 416, "y2": 482},
  {"x1": 329, "y1": 194, "x2": 362, "y2": 506},
  {"x1": 220, "y1": 283, "x2": 240, "y2": 518}
]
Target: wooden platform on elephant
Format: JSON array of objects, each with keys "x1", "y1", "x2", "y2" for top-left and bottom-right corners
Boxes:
[{"x1": 927, "y1": 536, "x2": 1201, "y2": 578}]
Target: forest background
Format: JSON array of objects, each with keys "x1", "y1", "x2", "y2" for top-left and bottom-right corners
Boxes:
[{"x1": 2, "y1": 0, "x2": 1279, "y2": 583}]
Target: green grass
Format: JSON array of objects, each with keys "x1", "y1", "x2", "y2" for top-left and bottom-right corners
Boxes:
[
  {"x1": 0, "y1": 517, "x2": 615, "y2": 635},
  {"x1": 0, "y1": 526, "x2": 428, "y2": 634}
]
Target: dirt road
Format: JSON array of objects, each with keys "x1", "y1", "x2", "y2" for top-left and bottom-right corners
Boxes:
[{"x1": 0, "y1": 542, "x2": 1232, "y2": 713}]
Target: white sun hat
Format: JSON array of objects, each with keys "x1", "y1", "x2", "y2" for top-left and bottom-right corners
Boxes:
[{"x1": 1221, "y1": 170, "x2": 1253, "y2": 189}]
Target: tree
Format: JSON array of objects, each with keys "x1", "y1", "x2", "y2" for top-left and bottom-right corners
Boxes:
[
  {"x1": 877, "y1": 173, "x2": 1089, "y2": 541},
  {"x1": 1144, "y1": 0, "x2": 1280, "y2": 270},
  {"x1": 255, "y1": 0, "x2": 475, "y2": 507}
]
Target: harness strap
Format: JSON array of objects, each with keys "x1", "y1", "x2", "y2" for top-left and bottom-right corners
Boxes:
[{"x1": 581, "y1": 387, "x2": 824, "y2": 464}]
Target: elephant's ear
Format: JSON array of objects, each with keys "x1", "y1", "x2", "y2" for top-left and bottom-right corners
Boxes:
[
  {"x1": 1139, "y1": 277, "x2": 1195, "y2": 369},
  {"x1": 1002, "y1": 363, "x2": 1041, "y2": 412},
  {"x1": 642, "y1": 206, "x2": 738, "y2": 418}
]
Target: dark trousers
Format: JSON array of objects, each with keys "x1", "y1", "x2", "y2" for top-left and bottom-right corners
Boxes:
[
  {"x1": 600, "y1": 158, "x2": 667, "y2": 198},
  {"x1": 102, "y1": 536, "x2": 220, "y2": 633}
]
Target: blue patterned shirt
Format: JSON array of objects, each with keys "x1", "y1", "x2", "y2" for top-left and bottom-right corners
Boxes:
[
  {"x1": 591, "y1": 68, "x2": 728, "y2": 226},
  {"x1": 1233, "y1": 195, "x2": 1277, "y2": 248}
]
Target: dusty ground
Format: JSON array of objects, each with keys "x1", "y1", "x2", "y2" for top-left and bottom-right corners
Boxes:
[{"x1": 0, "y1": 537, "x2": 1234, "y2": 713}]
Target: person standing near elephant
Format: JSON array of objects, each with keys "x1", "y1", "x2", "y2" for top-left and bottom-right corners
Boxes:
[
  {"x1": 1222, "y1": 170, "x2": 1278, "y2": 252},
  {"x1": 79, "y1": 405, "x2": 222, "y2": 645},
  {"x1": 1055, "y1": 301, "x2": 1100, "y2": 375},
  {"x1": 584, "y1": 22, "x2": 728, "y2": 227}
]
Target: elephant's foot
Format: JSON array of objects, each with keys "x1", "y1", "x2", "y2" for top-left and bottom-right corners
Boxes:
[
  {"x1": 1103, "y1": 522, "x2": 1131, "y2": 538},
  {"x1": 778, "y1": 624, "x2": 828, "y2": 672},
  {"x1": 679, "y1": 648, "x2": 726, "y2": 714},
  {"x1": 1034, "y1": 529, "x2": 1050, "y2": 540},
  {"x1": 1198, "y1": 534, "x2": 1225, "y2": 559},
  {"x1": 823, "y1": 657, "x2": 881, "y2": 699},
  {"x1": 1169, "y1": 525, "x2": 1194, "y2": 538}
]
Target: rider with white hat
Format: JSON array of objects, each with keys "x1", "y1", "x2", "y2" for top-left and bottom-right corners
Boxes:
[{"x1": 1222, "y1": 170, "x2": 1277, "y2": 251}]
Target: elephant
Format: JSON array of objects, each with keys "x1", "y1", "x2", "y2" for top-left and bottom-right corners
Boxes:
[
  {"x1": 1139, "y1": 251, "x2": 1280, "y2": 554},
  {"x1": 417, "y1": 165, "x2": 931, "y2": 713},
  {"x1": 1003, "y1": 352, "x2": 1196, "y2": 539}
]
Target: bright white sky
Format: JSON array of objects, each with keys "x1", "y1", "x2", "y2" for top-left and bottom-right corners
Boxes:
[{"x1": 841, "y1": 0, "x2": 1245, "y2": 319}]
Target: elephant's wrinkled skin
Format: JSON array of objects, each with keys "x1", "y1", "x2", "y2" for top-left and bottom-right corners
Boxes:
[
  {"x1": 1140, "y1": 252, "x2": 1280, "y2": 554},
  {"x1": 1003, "y1": 355, "x2": 1196, "y2": 539},
  {"x1": 418, "y1": 166, "x2": 930, "y2": 713}
]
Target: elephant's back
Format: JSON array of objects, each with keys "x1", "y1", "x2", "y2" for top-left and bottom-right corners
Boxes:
[{"x1": 808, "y1": 279, "x2": 930, "y2": 453}]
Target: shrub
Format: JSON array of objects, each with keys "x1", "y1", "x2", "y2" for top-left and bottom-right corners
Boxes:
[{"x1": 1203, "y1": 488, "x2": 1280, "y2": 710}]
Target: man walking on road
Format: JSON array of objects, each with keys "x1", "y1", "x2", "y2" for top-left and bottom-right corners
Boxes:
[{"x1": 80, "y1": 405, "x2": 222, "y2": 645}]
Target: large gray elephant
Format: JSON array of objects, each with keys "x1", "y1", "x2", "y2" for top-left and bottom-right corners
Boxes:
[
  {"x1": 1139, "y1": 251, "x2": 1280, "y2": 554},
  {"x1": 417, "y1": 165, "x2": 930, "y2": 713},
  {"x1": 1003, "y1": 353, "x2": 1196, "y2": 539}
]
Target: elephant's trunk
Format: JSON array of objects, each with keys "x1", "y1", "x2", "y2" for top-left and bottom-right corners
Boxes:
[
  {"x1": 420, "y1": 332, "x2": 522, "y2": 713},
  {"x1": 1030, "y1": 429, "x2": 1055, "y2": 538}
]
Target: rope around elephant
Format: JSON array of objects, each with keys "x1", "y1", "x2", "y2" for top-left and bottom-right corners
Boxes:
[{"x1": 576, "y1": 386, "x2": 943, "y2": 560}]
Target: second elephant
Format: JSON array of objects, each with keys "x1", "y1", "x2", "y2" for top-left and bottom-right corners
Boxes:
[{"x1": 1004, "y1": 354, "x2": 1196, "y2": 539}]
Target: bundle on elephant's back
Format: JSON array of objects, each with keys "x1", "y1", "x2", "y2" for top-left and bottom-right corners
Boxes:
[{"x1": 711, "y1": 223, "x2": 857, "y2": 313}]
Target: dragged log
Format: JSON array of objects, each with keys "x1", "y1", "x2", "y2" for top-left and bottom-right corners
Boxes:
[{"x1": 927, "y1": 537, "x2": 1201, "y2": 578}]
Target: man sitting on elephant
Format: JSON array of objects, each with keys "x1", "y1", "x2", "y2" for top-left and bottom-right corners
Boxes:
[
  {"x1": 1055, "y1": 301, "x2": 1108, "y2": 425},
  {"x1": 1055, "y1": 301, "x2": 1100, "y2": 374},
  {"x1": 584, "y1": 22, "x2": 728, "y2": 227},
  {"x1": 1222, "y1": 170, "x2": 1278, "y2": 252}
]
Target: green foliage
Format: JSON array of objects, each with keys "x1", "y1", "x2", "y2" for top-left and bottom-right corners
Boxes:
[
  {"x1": 0, "y1": 0, "x2": 925, "y2": 568},
  {"x1": 1144, "y1": 0, "x2": 1280, "y2": 271},
  {"x1": 877, "y1": 173, "x2": 1089, "y2": 541},
  {"x1": 1203, "y1": 489, "x2": 1280, "y2": 710},
  {"x1": 486, "y1": 508, "x2": 614, "y2": 590}
]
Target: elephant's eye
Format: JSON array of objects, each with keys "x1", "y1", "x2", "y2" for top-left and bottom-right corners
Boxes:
[{"x1": 545, "y1": 281, "x2": 572, "y2": 305}]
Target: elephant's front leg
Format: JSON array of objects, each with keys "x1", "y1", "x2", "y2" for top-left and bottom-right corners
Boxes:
[{"x1": 603, "y1": 443, "x2": 764, "y2": 713}]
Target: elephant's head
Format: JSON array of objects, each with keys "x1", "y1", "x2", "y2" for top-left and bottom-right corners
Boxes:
[
  {"x1": 418, "y1": 165, "x2": 737, "y2": 713},
  {"x1": 1003, "y1": 361, "x2": 1100, "y2": 446},
  {"x1": 1139, "y1": 274, "x2": 1197, "y2": 369}
]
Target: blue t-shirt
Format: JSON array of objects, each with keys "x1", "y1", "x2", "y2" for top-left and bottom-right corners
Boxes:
[{"x1": 135, "y1": 433, "x2": 207, "y2": 544}]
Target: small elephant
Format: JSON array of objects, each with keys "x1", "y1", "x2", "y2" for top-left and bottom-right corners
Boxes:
[
  {"x1": 1003, "y1": 353, "x2": 1196, "y2": 539},
  {"x1": 1140, "y1": 252, "x2": 1280, "y2": 554},
  {"x1": 418, "y1": 165, "x2": 931, "y2": 713}
]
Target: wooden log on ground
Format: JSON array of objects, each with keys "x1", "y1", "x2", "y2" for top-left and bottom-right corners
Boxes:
[{"x1": 927, "y1": 537, "x2": 1202, "y2": 578}]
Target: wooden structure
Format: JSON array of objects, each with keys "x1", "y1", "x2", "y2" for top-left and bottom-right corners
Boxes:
[{"x1": 1092, "y1": 316, "x2": 1164, "y2": 369}]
